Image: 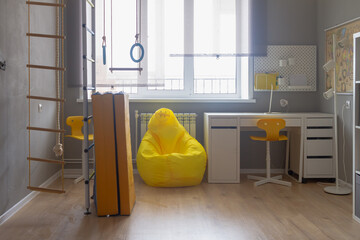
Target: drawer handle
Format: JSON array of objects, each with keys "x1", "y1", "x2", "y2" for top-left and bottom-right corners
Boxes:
[
  {"x1": 211, "y1": 126, "x2": 237, "y2": 129},
  {"x1": 307, "y1": 137, "x2": 333, "y2": 140},
  {"x1": 307, "y1": 126, "x2": 332, "y2": 129}
]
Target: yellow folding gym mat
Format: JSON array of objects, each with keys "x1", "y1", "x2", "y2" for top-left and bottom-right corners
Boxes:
[
  {"x1": 92, "y1": 93, "x2": 119, "y2": 216},
  {"x1": 114, "y1": 93, "x2": 136, "y2": 215},
  {"x1": 92, "y1": 92, "x2": 136, "y2": 217}
]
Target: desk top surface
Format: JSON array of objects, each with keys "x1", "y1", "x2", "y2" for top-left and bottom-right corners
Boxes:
[{"x1": 204, "y1": 112, "x2": 333, "y2": 118}]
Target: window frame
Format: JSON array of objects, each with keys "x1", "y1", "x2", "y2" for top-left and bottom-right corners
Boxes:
[{"x1": 93, "y1": 0, "x2": 254, "y2": 101}]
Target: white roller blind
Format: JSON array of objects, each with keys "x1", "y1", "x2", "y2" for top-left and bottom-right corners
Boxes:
[{"x1": 237, "y1": 0, "x2": 267, "y2": 56}]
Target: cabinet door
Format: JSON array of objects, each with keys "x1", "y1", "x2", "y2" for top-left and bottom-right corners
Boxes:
[{"x1": 208, "y1": 127, "x2": 239, "y2": 183}]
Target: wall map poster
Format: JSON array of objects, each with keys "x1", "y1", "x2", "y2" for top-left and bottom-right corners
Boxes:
[{"x1": 325, "y1": 19, "x2": 360, "y2": 92}]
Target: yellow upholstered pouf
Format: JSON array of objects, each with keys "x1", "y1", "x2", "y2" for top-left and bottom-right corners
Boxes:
[{"x1": 137, "y1": 108, "x2": 207, "y2": 187}]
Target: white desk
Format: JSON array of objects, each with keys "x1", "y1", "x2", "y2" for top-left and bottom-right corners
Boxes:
[{"x1": 204, "y1": 112, "x2": 335, "y2": 183}]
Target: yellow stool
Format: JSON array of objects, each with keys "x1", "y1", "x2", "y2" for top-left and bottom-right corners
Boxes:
[{"x1": 247, "y1": 119, "x2": 291, "y2": 187}]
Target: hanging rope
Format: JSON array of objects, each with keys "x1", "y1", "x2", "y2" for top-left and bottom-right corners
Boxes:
[
  {"x1": 109, "y1": 0, "x2": 144, "y2": 73},
  {"x1": 53, "y1": 0, "x2": 63, "y2": 157},
  {"x1": 110, "y1": 0, "x2": 113, "y2": 72},
  {"x1": 130, "y1": 0, "x2": 144, "y2": 64},
  {"x1": 102, "y1": 0, "x2": 106, "y2": 65},
  {"x1": 60, "y1": 0, "x2": 65, "y2": 191}
]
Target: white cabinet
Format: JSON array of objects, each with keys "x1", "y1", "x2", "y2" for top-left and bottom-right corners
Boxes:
[
  {"x1": 303, "y1": 118, "x2": 335, "y2": 179},
  {"x1": 205, "y1": 117, "x2": 240, "y2": 183}
]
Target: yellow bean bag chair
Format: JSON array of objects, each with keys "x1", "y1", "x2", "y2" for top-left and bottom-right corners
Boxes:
[{"x1": 137, "y1": 108, "x2": 207, "y2": 187}]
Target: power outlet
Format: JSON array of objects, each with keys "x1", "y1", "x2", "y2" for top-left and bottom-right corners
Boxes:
[
  {"x1": 345, "y1": 100, "x2": 351, "y2": 109},
  {"x1": 38, "y1": 103, "x2": 43, "y2": 113}
]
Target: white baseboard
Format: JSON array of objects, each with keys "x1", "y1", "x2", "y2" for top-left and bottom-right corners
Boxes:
[
  {"x1": 353, "y1": 214, "x2": 360, "y2": 224},
  {"x1": 130, "y1": 166, "x2": 283, "y2": 175},
  {"x1": 338, "y1": 179, "x2": 352, "y2": 189},
  {"x1": 240, "y1": 169, "x2": 285, "y2": 174},
  {"x1": 64, "y1": 169, "x2": 96, "y2": 179},
  {"x1": 0, "y1": 170, "x2": 61, "y2": 226},
  {"x1": 64, "y1": 169, "x2": 83, "y2": 179},
  {"x1": 64, "y1": 158, "x2": 95, "y2": 164},
  {"x1": 64, "y1": 168, "x2": 139, "y2": 178}
]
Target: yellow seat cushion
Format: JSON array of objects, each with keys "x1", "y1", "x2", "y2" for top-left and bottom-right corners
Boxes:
[{"x1": 137, "y1": 108, "x2": 207, "y2": 187}]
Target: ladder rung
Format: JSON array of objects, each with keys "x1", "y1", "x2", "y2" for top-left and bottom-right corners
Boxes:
[
  {"x1": 27, "y1": 95, "x2": 65, "y2": 102},
  {"x1": 27, "y1": 157, "x2": 65, "y2": 164},
  {"x1": 26, "y1": 1, "x2": 66, "y2": 7},
  {"x1": 84, "y1": 143, "x2": 95, "y2": 153},
  {"x1": 109, "y1": 67, "x2": 143, "y2": 71},
  {"x1": 84, "y1": 115, "x2": 93, "y2": 121},
  {"x1": 27, "y1": 33, "x2": 65, "y2": 39},
  {"x1": 27, "y1": 64, "x2": 65, "y2": 71},
  {"x1": 27, "y1": 127, "x2": 66, "y2": 133},
  {"x1": 83, "y1": 86, "x2": 95, "y2": 91},
  {"x1": 83, "y1": 56, "x2": 95, "y2": 63},
  {"x1": 27, "y1": 186, "x2": 65, "y2": 194},
  {"x1": 86, "y1": 0, "x2": 95, "y2": 8},
  {"x1": 82, "y1": 24, "x2": 95, "y2": 36}
]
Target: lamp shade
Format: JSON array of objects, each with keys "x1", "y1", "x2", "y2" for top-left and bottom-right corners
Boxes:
[
  {"x1": 323, "y1": 88, "x2": 334, "y2": 100},
  {"x1": 323, "y1": 60, "x2": 335, "y2": 72}
]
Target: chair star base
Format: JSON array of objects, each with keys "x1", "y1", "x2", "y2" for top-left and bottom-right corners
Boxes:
[{"x1": 247, "y1": 175, "x2": 292, "y2": 187}]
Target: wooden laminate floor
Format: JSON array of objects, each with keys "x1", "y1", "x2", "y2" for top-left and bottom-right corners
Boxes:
[{"x1": 1, "y1": 174, "x2": 359, "y2": 240}]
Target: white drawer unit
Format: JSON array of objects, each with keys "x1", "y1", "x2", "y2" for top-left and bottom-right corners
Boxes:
[{"x1": 303, "y1": 117, "x2": 335, "y2": 180}]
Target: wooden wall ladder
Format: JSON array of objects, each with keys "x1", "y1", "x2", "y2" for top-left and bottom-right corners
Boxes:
[{"x1": 26, "y1": 0, "x2": 66, "y2": 194}]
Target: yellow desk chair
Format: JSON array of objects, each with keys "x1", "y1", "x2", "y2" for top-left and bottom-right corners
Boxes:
[
  {"x1": 66, "y1": 116, "x2": 93, "y2": 141},
  {"x1": 66, "y1": 116, "x2": 94, "y2": 183},
  {"x1": 247, "y1": 119, "x2": 292, "y2": 187}
]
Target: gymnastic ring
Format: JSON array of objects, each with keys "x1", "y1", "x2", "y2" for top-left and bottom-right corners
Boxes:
[{"x1": 130, "y1": 43, "x2": 144, "y2": 63}]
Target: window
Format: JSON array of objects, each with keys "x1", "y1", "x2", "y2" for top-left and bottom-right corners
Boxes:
[{"x1": 95, "y1": 0, "x2": 252, "y2": 100}]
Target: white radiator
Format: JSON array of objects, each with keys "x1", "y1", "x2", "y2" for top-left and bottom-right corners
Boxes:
[
  {"x1": 134, "y1": 111, "x2": 197, "y2": 151},
  {"x1": 133, "y1": 111, "x2": 197, "y2": 160},
  {"x1": 139, "y1": 112, "x2": 197, "y2": 139}
]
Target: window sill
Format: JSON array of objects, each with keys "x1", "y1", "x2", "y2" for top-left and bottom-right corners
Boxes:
[
  {"x1": 129, "y1": 98, "x2": 256, "y2": 103},
  {"x1": 77, "y1": 97, "x2": 256, "y2": 103}
]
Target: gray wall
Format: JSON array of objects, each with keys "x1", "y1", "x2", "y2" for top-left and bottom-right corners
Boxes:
[
  {"x1": 0, "y1": 0, "x2": 60, "y2": 216},
  {"x1": 64, "y1": 0, "x2": 319, "y2": 171},
  {"x1": 317, "y1": 0, "x2": 360, "y2": 184}
]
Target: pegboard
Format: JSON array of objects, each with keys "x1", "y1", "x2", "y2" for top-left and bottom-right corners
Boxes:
[{"x1": 254, "y1": 45, "x2": 317, "y2": 91}]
